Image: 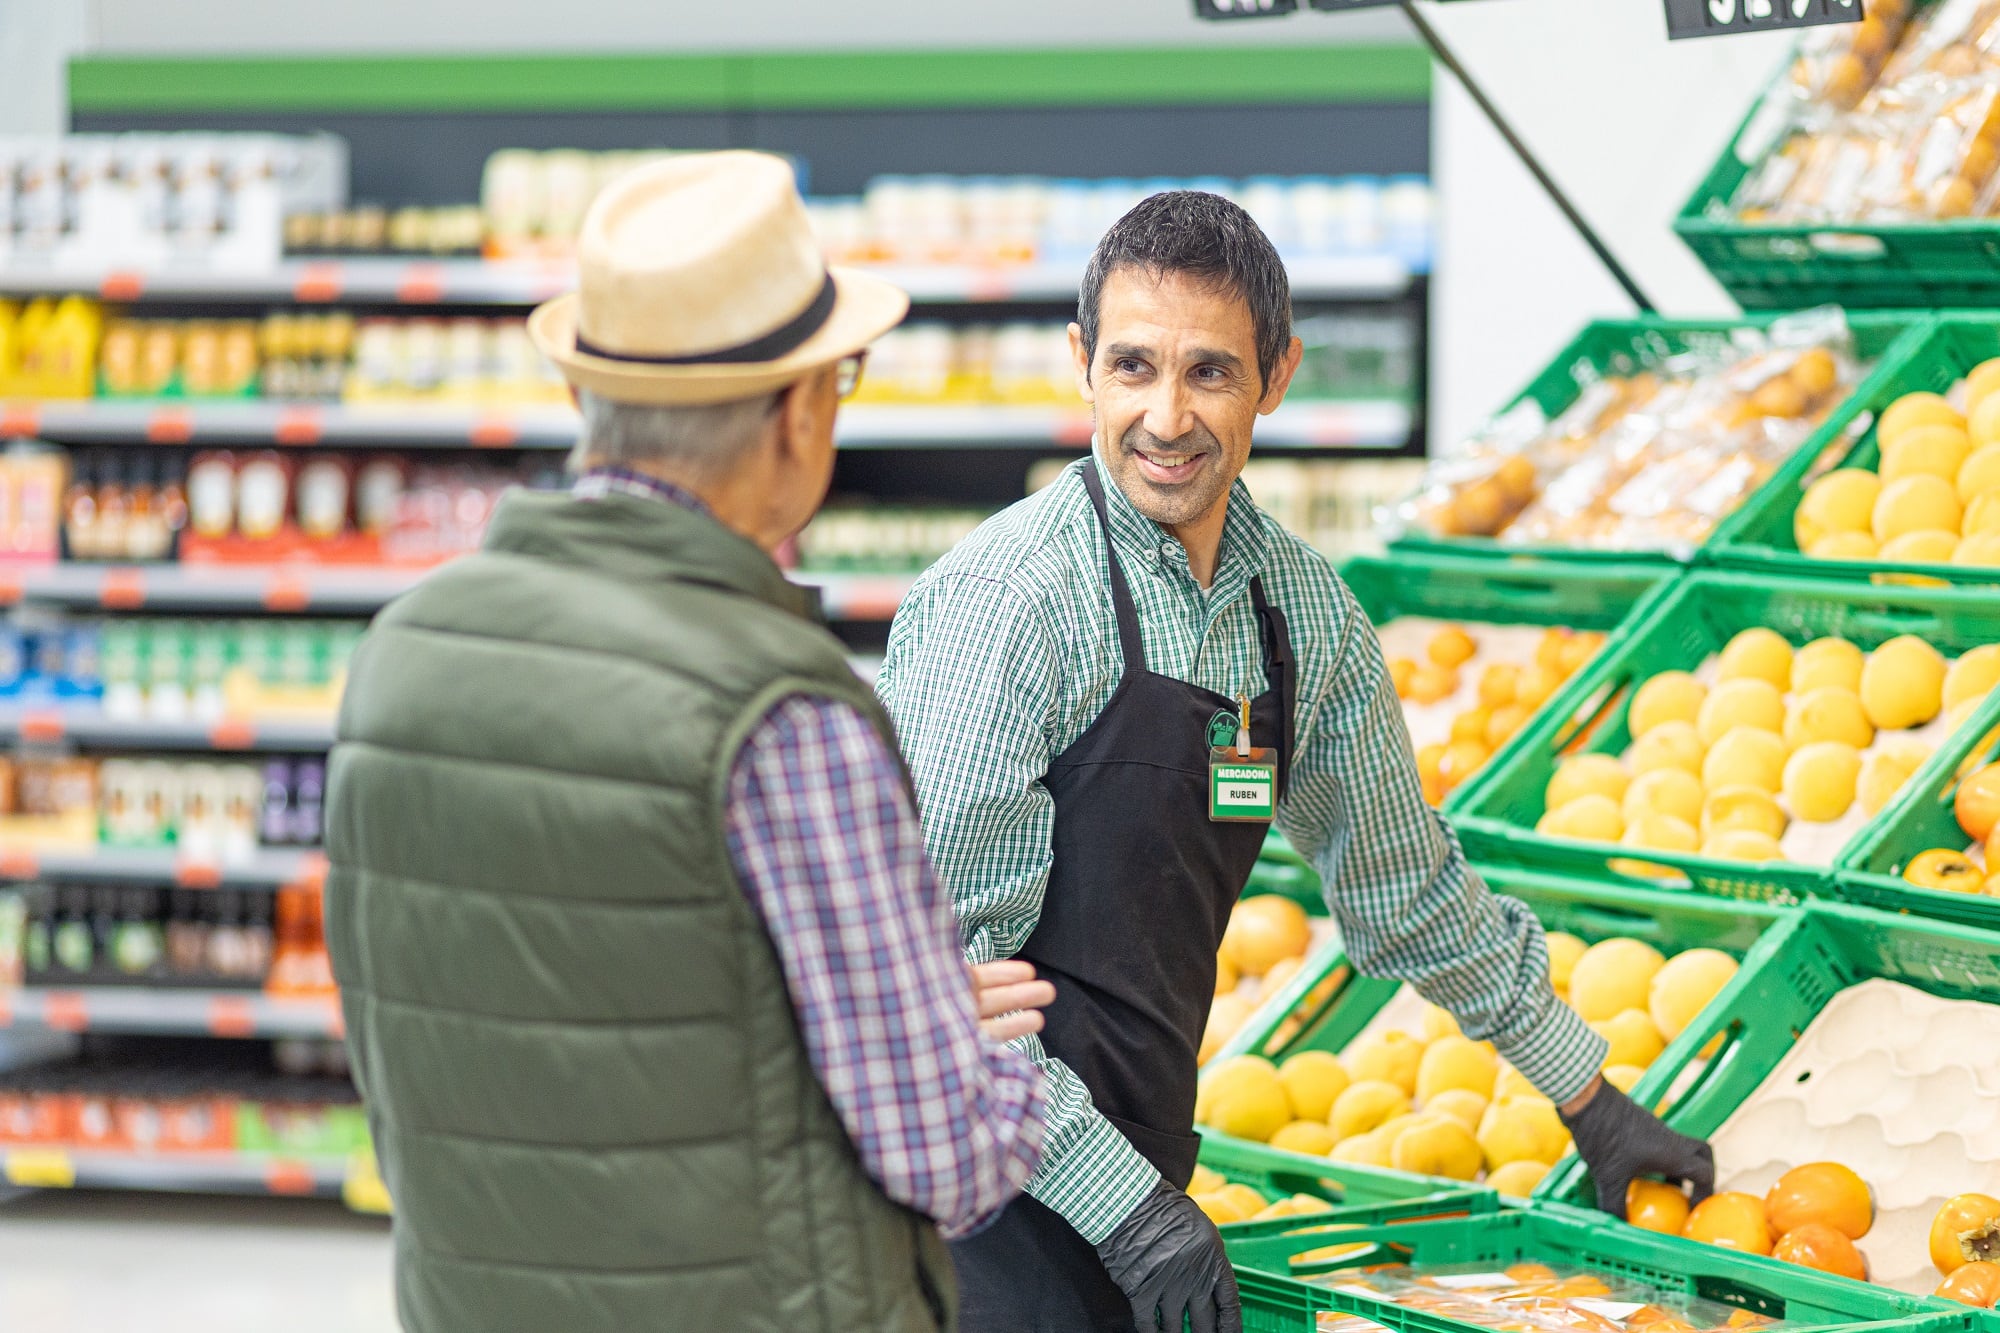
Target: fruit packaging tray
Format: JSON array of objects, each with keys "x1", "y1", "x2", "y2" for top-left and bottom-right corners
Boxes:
[
  {"x1": 1451, "y1": 571, "x2": 2000, "y2": 905},
  {"x1": 1839, "y1": 686, "x2": 2000, "y2": 933},
  {"x1": 1713, "y1": 316, "x2": 2000, "y2": 589},
  {"x1": 1223, "y1": 1203, "x2": 1971, "y2": 1333},
  {"x1": 1541, "y1": 900, "x2": 2000, "y2": 1299}
]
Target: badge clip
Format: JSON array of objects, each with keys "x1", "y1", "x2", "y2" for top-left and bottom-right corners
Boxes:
[{"x1": 1210, "y1": 693, "x2": 1276, "y2": 823}]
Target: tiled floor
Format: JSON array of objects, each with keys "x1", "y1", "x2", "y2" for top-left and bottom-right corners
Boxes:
[{"x1": 0, "y1": 1191, "x2": 396, "y2": 1332}]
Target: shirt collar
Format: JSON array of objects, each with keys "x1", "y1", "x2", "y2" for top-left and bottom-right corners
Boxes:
[
  {"x1": 572, "y1": 467, "x2": 715, "y2": 518},
  {"x1": 1086, "y1": 450, "x2": 1269, "y2": 597}
]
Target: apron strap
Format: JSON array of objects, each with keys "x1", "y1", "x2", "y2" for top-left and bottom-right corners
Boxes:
[
  {"x1": 1250, "y1": 576, "x2": 1298, "y2": 798},
  {"x1": 1080, "y1": 460, "x2": 1149, "y2": 680}
]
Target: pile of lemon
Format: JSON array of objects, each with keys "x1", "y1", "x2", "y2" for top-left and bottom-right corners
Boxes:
[
  {"x1": 1388, "y1": 624, "x2": 1605, "y2": 807},
  {"x1": 1796, "y1": 359, "x2": 2000, "y2": 567},
  {"x1": 1200, "y1": 894, "x2": 1319, "y2": 1064},
  {"x1": 1537, "y1": 627, "x2": 2000, "y2": 863},
  {"x1": 1191, "y1": 934, "x2": 1738, "y2": 1213}
]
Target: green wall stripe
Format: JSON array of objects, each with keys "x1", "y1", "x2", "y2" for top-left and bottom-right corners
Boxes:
[{"x1": 69, "y1": 46, "x2": 1430, "y2": 115}]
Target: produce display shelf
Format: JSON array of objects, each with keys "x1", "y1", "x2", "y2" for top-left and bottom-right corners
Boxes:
[
  {"x1": 1215, "y1": 864, "x2": 1785, "y2": 1071},
  {"x1": 1712, "y1": 315, "x2": 2000, "y2": 588},
  {"x1": 1382, "y1": 313, "x2": 1924, "y2": 568},
  {"x1": 0, "y1": 1146, "x2": 350, "y2": 1201},
  {"x1": 0, "y1": 398, "x2": 1413, "y2": 453},
  {"x1": 0, "y1": 843, "x2": 322, "y2": 889},
  {"x1": 0, "y1": 253, "x2": 1414, "y2": 307},
  {"x1": 0, "y1": 986, "x2": 340, "y2": 1039},
  {"x1": 1224, "y1": 1201, "x2": 1970, "y2": 1333},
  {"x1": 1451, "y1": 570, "x2": 2000, "y2": 905},
  {"x1": 1677, "y1": 58, "x2": 2000, "y2": 310},
  {"x1": 1838, "y1": 687, "x2": 2000, "y2": 933},
  {"x1": 1539, "y1": 901, "x2": 2000, "y2": 1231},
  {"x1": 0, "y1": 706, "x2": 336, "y2": 754}
]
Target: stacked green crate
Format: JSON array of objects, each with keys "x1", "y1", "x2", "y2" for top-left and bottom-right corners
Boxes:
[{"x1": 1715, "y1": 316, "x2": 2000, "y2": 586}]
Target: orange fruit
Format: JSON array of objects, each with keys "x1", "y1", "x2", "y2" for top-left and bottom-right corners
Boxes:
[
  {"x1": 1956, "y1": 763, "x2": 2000, "y2": 843},
  {"x1": 1766, "y1": 1162, "x2": 1873, "y2": 1240},
  {"x1": 1937, "y1": 1261, "x2": 2000, "y2": 1308},
  {"x1": 1773, "y1": 1223, "x2": 1868, "y2": 1281},
  {"x1": 1429, "y1": 626, "x2": 1477, "y2": 668},
  {"x1": 1933, "y1": 1194, "x2": 2000, "y2": 1275},
  {"x1": 1684, "y1": 1192, "x2": 1775, "y2": 1255},
  {"x1": 1220, "y1": 895, "x2": 1312, "y2": 977},
  {"x1": 1627, "y1": 1179, "x2": 1692, "y2": 1234}
]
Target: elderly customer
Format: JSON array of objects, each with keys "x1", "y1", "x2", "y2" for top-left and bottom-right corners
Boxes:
[{"x1": 324, "y1": 152, "x2": 1050, "y2": 1333}]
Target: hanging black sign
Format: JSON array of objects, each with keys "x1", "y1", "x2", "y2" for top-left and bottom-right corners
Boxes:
[
  {"x1": 1307, "y1": 0, "x2": 1407, "y2": 8},
  {"x1": 1663, "y1": 0, "x2": 1863, "y2": 40},
  {"x1": 1193, "y1": 0, "x2": 1297, "y2": 16}
]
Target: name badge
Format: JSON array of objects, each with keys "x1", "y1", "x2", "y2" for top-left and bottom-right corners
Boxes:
[{"x1": 1210, "y1": 747, "x2": 1278, "y2": 823}]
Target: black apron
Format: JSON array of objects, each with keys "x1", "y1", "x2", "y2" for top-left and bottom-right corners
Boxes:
[{"x1": 951, "y1": 462, "x2": 1297, "y2": 1333}]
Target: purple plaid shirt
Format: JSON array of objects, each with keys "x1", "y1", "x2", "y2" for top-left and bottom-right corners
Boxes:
[{"x1": 576, "y1": 469, "x2": 1047, "y2": 1237}]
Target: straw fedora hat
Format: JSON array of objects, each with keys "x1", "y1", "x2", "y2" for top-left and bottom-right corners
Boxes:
[{"x1": 529, "y1": 151, "x2": 909, "y2": 405}]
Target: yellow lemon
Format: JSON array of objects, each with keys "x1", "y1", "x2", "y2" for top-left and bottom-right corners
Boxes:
[
  {"x1": 1702, "y1": 726, "x2": 1789, "y2": 794},
  {"x1": 1783, "y1": 740, "x2": 1863, "y2": 822},
  {"x1": 1947, "y1": 645, "x2": 2000, "y2": 711},
  {"x1": 1967, "y1": 491, "x2": 2000, "y2": 537},
  {"x1": 1954, "y1": 532, "x2": 2000, "y2": 566},
  {"x1": 1957, "y1": 443, "x2": 2000, "y2": 504},
  {"x1": 1423, "y1": 1088, "x2": 1490, "y2": 1133},
  {"x1": 1717, "y1": 628, "x2": 1794, "y2": 689},
  {"x1": 1701, "y1": 827, "x2": 1787, "y2": 862},
  {"x1": 1568, "y1": 937, "x2": 1667, "y2": 1023},
  {"x1": 1488, "y1": 1159, "x2": 1552, "y2": 1197},
  {"x1": 1188, "y1": 1164, "x2": 1226, "y2": 1194},
  {"x1": 1697, "y1": 678, "x2": 1786, "y2": 746},
  {"x1": 1477, "y1": 1098, "x2": 1571, "y2": 1169},
  {"x1": 1200, "y1": 994, "x2": 1258, "y2": 1064},
  {"x1": 1880, "y1": 423, "x2": 1972, "y2": 485},
  {"x1": 1628, "y1": 671, "x2": 1706, "y2": 737},
  {"x1": 1591, "y1": 1008, "x2": 1667, "y2": 1069},
  {"x1": 1807, "y1": 531, "x2": 1879, "y2": 561},
  {"x1": 1342, "y1": 1030, "x2": 1424, "y2": 1097},
  {"x1": 1795, "y1": 469, "x2": 1881, "y2": 548},
  {"x1": 1873, "y1": 474, "x2": 1963, "y2": 544},
  {"x1": 1420, "y1": 1003, "x2": 1461, "y2": 1043},
  {"x1": 1536, "y1": 793, "x2": 1624, "y2": 842},
  {"x1": 1702, "y1": 785, "x2": 1788, "y2": 840},
  {"x1": 1649, "y1": 947, "x2": 1739, "y2": 1041},
  {"x1": 1330, "y1": 1129, "x2": 1394, "y2": 1168},
  {"x1": 1622, "y1": 767, "x2": 1705, "y2": 827},
  {"x1": 1858, "y1": 739, "x2": 1933, "y2": 815},
  {"x1": 1391, "y1": 1116, "x2": 1483, "y2": 1181},
  {"x1": 1205, "y1": 1057, "x2": 1292, "y2": 1141},
  {"x1": 1784, "y1": 686, "x2": 1874, "y2": 750},
  {"x1": 1415, "y1": 1036, "x2": 1499, "y2": 1104},
  {"x1": 1966, "y1": 358, "x2": 2000, "y2": 411},
  {"x1": 1277, "y1": 1050, "x2": 1350, "y2": 1122},
  {"x1": 1877, "y1": 391, "x2": 1964, "y2": 450},
  {"x1": 1330, "y1": 1079, "x2": 1412, "y2": 1140},
  {"x1": 1631, "y1": 719, "x2": 1706, "y2": 777},
  {"x1": 1880, "y1": 529, "x2": 1960, "y2": 565},
  {"x1": 1972, "y1": 392, "x2": 2000, "y2": 449},
  {"x1": 1860, "y1": 635, "x2": 1946, "y2": 729},
  {"x1": 1792, "y1": 636, "x2": 1866, "y2": 694},
  {"x1": 1545, "y1": 932, "x2": 1587, "y2": 991},
  {"x1": 1602, "y1": 1064, "x2": 1647, "y2": 1094},
  {"x1": 1545, "y1": 753, "x2": 1631, "y2": 810},
  {"x1": 1493, "y1": 1064, "x2": 1540, "y2": 1104},
  {"x1": 1269, "y1": 1119, "x2": 1339, "y2": 1157}
]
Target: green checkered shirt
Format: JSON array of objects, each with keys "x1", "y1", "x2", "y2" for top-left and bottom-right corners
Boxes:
[{"x1": 876, "y1": 453, "x2": 1606, "y2": 1243}]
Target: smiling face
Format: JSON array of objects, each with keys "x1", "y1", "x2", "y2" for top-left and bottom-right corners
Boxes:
[{"x1": 1072, "y1": 266, "x2": 1301, "y2": 548}]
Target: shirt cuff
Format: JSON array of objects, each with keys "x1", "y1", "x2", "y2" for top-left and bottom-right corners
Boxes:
[
  {"x1": 1023, "y1": 1112, "x2": 1162, "y2": 1245},
  {"x1": 1492, "y1": 987, "x2": 1609, "y2": 1107}
]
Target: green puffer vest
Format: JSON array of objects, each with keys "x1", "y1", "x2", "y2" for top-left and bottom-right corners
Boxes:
[{"x1": 324, "y1": 488, "x2": 955, "y2": 1333}]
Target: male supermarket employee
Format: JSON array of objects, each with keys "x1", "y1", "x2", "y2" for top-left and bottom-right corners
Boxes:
[{"x1": 876, "y1": 190, "x2": 1715, "y2": 1333}]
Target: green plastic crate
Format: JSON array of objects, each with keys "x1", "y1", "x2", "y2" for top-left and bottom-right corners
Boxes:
[
  {"x1": 1677, "y1": 32, "x2": 2000, "y2": 311},
  {"x1": 1226, "y1": 1203, "x2": 1979, "y2": 1333},
  {"x1": 1453, "y1": 570, "x2": 2000, "y2": 904},
  {"x1": 1542, "y1": 902, "x2": 2000, "y2": 1240},
  {"x1": 1336, "y1": 551, "x2": 1671, "y2": 818},
  {"x1": 1251, "y1": 830, "x2": 1326, "y2": 915},
  {"x1": 1837, "y1": 687, "x2": 2000, "y2": 931},
  {"x1": 1714, "y1": 316, "x2": 2000, "y2": 587},
  {"x1": 1199, "y1": 1129, "x2": 1489, "y2": 1219},
  {"x1": 1385, "y1": 315, "x2": 1921, "y2": 566}
]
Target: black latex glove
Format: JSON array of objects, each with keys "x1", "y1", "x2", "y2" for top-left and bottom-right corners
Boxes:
[
  {"x1": 1094, "y1": 1180, "x2": 1243, "y2": 1333},
  {"x1": 1561, "y1": 1080, "x2": 1715, "y2": 1220}
]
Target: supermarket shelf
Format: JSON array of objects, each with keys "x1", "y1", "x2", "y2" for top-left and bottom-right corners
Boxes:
[
  {"x1": 0, "y1": 707, "x2": 335, "y2": 753},
  {"x1": 799, "y1": 571, "x2": 917, "y2": 621},
  {"x1": 0, "y1": 253, "x2": 1412, "y2": 306},
  {"x1": 0, "y1": 561, "x2": 429, "y2": 613},
  {"x1": 0, "y1": 986, "x2": 339, "y2": 1039},
  {"x1": 0, "y1": 1147, "x2": 348, "y2": 1199},
  {"x1": 0, "y1": 844, "x2": 323, "y2": 889},
  {"x1": 1, "y1": 398, "x2": 1414, "y2": 452}
]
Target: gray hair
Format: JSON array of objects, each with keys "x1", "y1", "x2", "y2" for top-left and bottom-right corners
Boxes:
[{"x1": 570, "y1": 388, "x2": 781, "y2": 479}]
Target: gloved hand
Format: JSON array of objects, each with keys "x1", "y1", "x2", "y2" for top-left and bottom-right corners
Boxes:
[
  {"x1": 1094, "y1": 1180, "x2": 1243, "y2": 1333},
  {"x1": 1561, "y1": 1079, "x2": 1715, "y2": 1219}
]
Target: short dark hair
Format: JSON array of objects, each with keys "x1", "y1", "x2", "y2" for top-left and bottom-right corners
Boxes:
[{"x1": 1077, "y1": 190, "x2": 1292, "y2": 388}]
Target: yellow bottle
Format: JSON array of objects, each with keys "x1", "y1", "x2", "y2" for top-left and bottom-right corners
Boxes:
[
  {"x1": 37, "y1": 296, "x2": 104, "y2": 399},
  {"x1": 0, "y1": 299, "x2": 18, "y2": 396}
]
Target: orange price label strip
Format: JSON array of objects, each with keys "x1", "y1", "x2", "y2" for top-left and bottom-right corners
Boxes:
[
  {"x1": 274, "y1": 407, "x2": 325, "y2": 446},
  {"x1": 262, "y1": 573, "x2": 311, "y2": 613},
  {"x1": 5, "y1": 1149, "x2": 76, "y2": 1189},
  {"x1": 174, "y1": 859, "x2": 222, "y2": 890},
  {"x1": 209, "y1": 718, "x2": 258, "y2": 750},
  {"x1": 18, "y1": 711, "x2": 65, "y2": 744},
  {"x1": 98, "y1": 271, "x2": 145, "y2": 302},
  {"x1": 292, "y1": 263, "x2": 343, "y2": 304},
  {"x1": 207, "y1": 995, "x2": 256, "y2": 1039},
  {"x1": 0, "y1": 568, "x2": 25, "y2": 607},
  {"x1": 290, "y1": 853, "x2": 330, "y2": 892},
  {"x1": 43, "y1": 992, "x2": 88, "y2": 1033},
  {"x1": 99, "y1": 568, "x2": 147, "y2": 610},
  {"x1": 965, "y1": 270, "x2": 1014, "y2": 302},
  {"x1": 146, "y1": 408, "x2": 194, "y2": 444},
  {"x1": 0, "y1": 846, "x2": 39, "y2": 879},
  {"x1": 468, "y1": 414, "x2": 519, "y2": 448},
  {"x1": 395, "y1": 263, "x2": 446, "y2": 304},
  {"x1": 266, "y1": 1159, "x2": 317, "y2": 1196},
  {"x1": 1052, "y1": 415, "x2": 1094, "y2": 448},
  {"x1": 0, "y1": 404, "x2": 41, "y2": 439}
]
